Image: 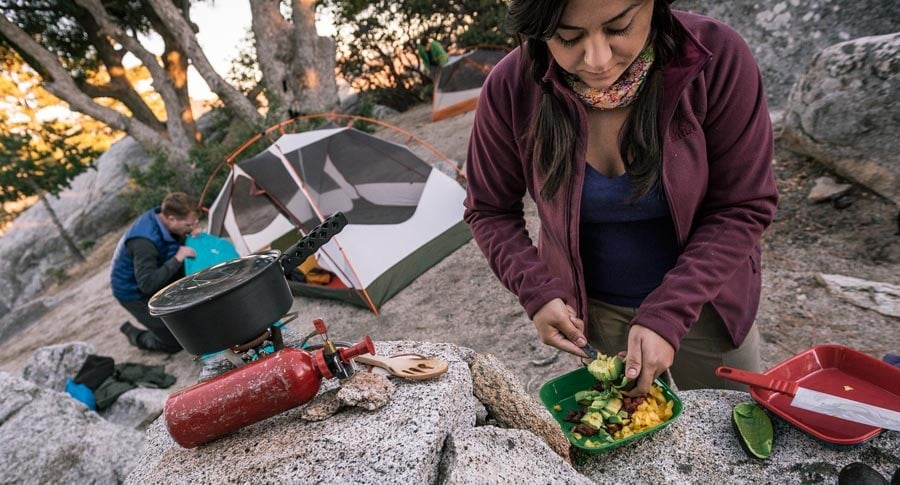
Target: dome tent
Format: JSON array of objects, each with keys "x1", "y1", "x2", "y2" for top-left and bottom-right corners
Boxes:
[
  {"x1": 206, "y1": 120, "x2": 470, "y2": 314},
  {"x1": 431, "y1": 47, "x2": 508, "y2": 121}
]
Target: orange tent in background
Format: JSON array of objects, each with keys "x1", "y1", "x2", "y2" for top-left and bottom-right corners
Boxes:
[{"x1": 431, "y1": 47, "x2": 508, "y2": 122}]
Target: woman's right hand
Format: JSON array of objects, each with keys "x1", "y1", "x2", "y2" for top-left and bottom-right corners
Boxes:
[{"x1": 533, "y1": 298, "x2": 590, "y2": 358}]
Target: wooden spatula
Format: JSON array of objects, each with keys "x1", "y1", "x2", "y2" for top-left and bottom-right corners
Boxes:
[{"x1": 354, "y1": 354, "x2": 448, "y2": 380}]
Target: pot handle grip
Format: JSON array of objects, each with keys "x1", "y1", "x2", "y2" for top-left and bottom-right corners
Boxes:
[{"x1": 279, "y1": 212, "x2": 349, "y2": 275}]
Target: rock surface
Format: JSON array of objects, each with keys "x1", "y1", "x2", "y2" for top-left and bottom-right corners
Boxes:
[
  {"x1": 807, "y1": 176, "x2": 853, "y2": 203},
  {"x1": 127, "y1": 341, "x2": 479, "y2": 484},
  {"x1": 0, "y1": 372, "x2": 145, "y2": 484},
  {"x1": 0, "y1": 137, "x2": 153, "y2": 319},
  {"x1": 470, "y1": 352, "x2": 571, "y2": 461},
  {"x1": 20, "y1": 341, "x2": 95, "y2": 391},
  {"x1": 440, "y1": 427, "x2": 591, "y2": 485},
  {"x1": 122, "y1": 341, "x2": 900, "y2": 484},
  {"x1": 815, "y1": 273, "x2": 900, "y2": 318},
  {"x1": 676, "y1": 0, "x2": 898, "y2": 110},
  {"x1": 781, "y1": 33, "x2": 900, "y2": 205},
  {"x1": 99, "y1": 387, "x2": 169, "y2": 430},
  {"x1": 119, "y1": 341, "x2": 900, "y2": 484}
]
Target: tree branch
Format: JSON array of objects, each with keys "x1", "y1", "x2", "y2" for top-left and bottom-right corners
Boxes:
[
  {"x1": 71, "y1": 6, "x2": 165, "y2": 132},
  {"x1": 74, "y1": 0, "x2": 195, "y2": 152},
  {"x1": 0, "y1": 14, "x2": 187, "y2": 162},
  {"x1": 146, "y1": 0, "x2": 262, "y2": 125}
]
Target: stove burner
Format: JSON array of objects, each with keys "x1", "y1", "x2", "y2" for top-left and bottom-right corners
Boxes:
[
  {"x1": 198, "y1": 313, "x2": 301, "y2": 381},
  {"x1": 231, "y1": 330, "x2": 271, "y2": 352}
]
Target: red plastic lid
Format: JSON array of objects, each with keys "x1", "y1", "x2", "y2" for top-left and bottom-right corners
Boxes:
[{"x1": 749, "y1": 344, "x2": 900, "y2": 445}]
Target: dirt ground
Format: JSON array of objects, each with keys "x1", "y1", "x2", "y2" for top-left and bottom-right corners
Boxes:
[{"x1": 0, "y1": 103, "x2": 897, "y2": 398}]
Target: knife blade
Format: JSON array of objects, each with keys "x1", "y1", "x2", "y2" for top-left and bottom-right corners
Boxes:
[
  {"x1": 716, "y1": 366, "x2": 900, "y2": 432},
  {"x1": 581, "y1": 342, "x2": 599, "y2": 360}
]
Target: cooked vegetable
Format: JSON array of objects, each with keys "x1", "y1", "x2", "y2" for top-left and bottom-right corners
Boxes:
[
  {"x1": 580, "y1": 411, "x2": 605, "y2": 430},
  {"x1": 612, "y1": 385, "x2": 674, "y2": 440}
]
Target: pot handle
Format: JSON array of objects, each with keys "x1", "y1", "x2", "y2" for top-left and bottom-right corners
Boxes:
[{"x1": 279, "y1": 212, "x2": 349, "y2": 276}]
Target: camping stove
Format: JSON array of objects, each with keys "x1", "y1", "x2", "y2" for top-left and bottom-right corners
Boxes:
[
  {"x1": 166, "y1": 317, "x2": 374, "y2": 448},
  {"x1": 197, "y1": 312, "x2": 307, "y2": 381}
]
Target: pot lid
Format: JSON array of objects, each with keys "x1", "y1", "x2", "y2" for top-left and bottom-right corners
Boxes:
[{"x1": 148, "y1": 250, "x2": 281, "y2": 315}]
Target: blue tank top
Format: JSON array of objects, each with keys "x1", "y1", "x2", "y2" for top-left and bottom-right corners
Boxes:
[{"x1": 579, "y1": 165, "x2": 679, "y2": 307}]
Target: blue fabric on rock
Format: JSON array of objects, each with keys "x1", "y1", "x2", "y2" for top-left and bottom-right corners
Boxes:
[{"x1": 65, "y1": 377, "x2": 96, "y2": 410}]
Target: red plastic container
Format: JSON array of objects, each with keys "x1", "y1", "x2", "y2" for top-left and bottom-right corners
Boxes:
[{"x1": 749, "y1": 344, "x2": 900, "y2": 445}]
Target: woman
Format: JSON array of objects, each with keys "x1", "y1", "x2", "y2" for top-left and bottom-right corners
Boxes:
[{"x1": 464, "y1": 0, "x2": 778, "y2": 395}]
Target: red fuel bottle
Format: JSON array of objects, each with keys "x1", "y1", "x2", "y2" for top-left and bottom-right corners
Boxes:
[{"x1": 164, "y1": 325, "x2": 374, "y2": 448}]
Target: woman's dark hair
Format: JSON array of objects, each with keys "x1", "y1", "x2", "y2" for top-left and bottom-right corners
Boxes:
[{"x1": 506, "y1": 0, "x2": 683, "y2": 201}]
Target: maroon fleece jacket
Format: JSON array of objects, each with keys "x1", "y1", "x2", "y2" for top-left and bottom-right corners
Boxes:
[{"x1": 463, "y1": 11, "x2": 778, "y2": 351}]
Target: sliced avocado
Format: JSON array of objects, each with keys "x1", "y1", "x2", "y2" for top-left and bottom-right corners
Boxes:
[
  {"x1": 580, "y1": 411, "x2": 605, "y2": 430},
  {"x1": 587, "y1": 354, "x2": 627, "y2": 383},
  {"x1": 590, "y1": 398, "x2": 608, "y2": 409},
  {"x1": 606, "y1": 414, "x2": 623, "y2": 425},
  {"x1": 604, "y1": 397, "x2": 623, "y2": 415},
  {"x1": 575, "y1": 390, "x2": 601, "y2": 404},
  {"x1": 593, "y1": 427, "x2": 614, "y2": 443},
  {"x1": 732, "y1": 402, "x2": 773, "y2": 459},
  {"x1": 610, "y1": 356, "x2": 625, "y2": 380},
  {"x1": 587, "y1": 355, "x2": 612, "y2": 381},
  {"x1": 616, "y1": 410, "x2": 629, "y2": 420}
]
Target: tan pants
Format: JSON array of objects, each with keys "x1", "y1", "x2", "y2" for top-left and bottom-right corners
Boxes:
[{"x1": 585, "y1": 298, "x2": 761, "y2": 391}]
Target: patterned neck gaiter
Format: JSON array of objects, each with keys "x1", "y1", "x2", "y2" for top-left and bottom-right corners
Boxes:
[{"x1": 562, "y1": 45, "x2": 655, "y2": 110}]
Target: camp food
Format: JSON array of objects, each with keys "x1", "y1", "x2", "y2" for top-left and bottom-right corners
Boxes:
[
  {"x1": 732, "y1": 402, "x2": 773, "y2": 459},
  {"x1": 587, "y1": 353, "x2": 635, "y2": 391},
  {"x1": 567, "y1": 383, "x2": 674, "y2": 444},
  {"x1": 540, "y1": 367, "x2": 683, "y2": 454}
]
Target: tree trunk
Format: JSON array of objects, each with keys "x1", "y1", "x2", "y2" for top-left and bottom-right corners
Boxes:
[
  {"x1": 75, "y1": 0, "x2": 197, "y2": 157},
  {"x1": 26, "y1": 178, "x2": 85, "y2": 262},
  {"x1": 250, "y1": 0, "x2": 297, "y2": 121},
  {"x1": 148, "y1": 10, "x2": 200, "y2": 143},
  {"x1": 72, "y1": 7, "x2": 167, "y2": 132},
  {"x1": 289, "y1": 0, "x2": 339, "y2": 115},
  {"x1": 251, "y1": 0, "x2": 339, "y2": 121}
]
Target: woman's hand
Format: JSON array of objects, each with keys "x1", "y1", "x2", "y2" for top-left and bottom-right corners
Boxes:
[
  {"x1": 622, "y1": 324, "x2": 675, "y2": 396},
  {"x1": 533, "y1": 298, "x2": 590, "y2": 357}
]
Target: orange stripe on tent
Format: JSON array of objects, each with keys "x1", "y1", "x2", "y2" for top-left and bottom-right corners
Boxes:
[{"x1": 431, "y1": 97, "x2": 479, "y2": 122}]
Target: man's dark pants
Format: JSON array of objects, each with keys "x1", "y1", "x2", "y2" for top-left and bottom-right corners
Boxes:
[{"x1": 117, "y1": 297, "x2": 183, "y2": 353}]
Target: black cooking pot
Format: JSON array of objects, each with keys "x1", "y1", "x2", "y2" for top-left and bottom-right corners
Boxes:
[{"x1": 148, "y1": 212, "x2": 348, "y2": 355}]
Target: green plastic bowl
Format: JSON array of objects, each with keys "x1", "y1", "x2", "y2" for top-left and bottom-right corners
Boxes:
[{"x1": 539, "y1": 366, "x2": 684, "y2": 454}]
